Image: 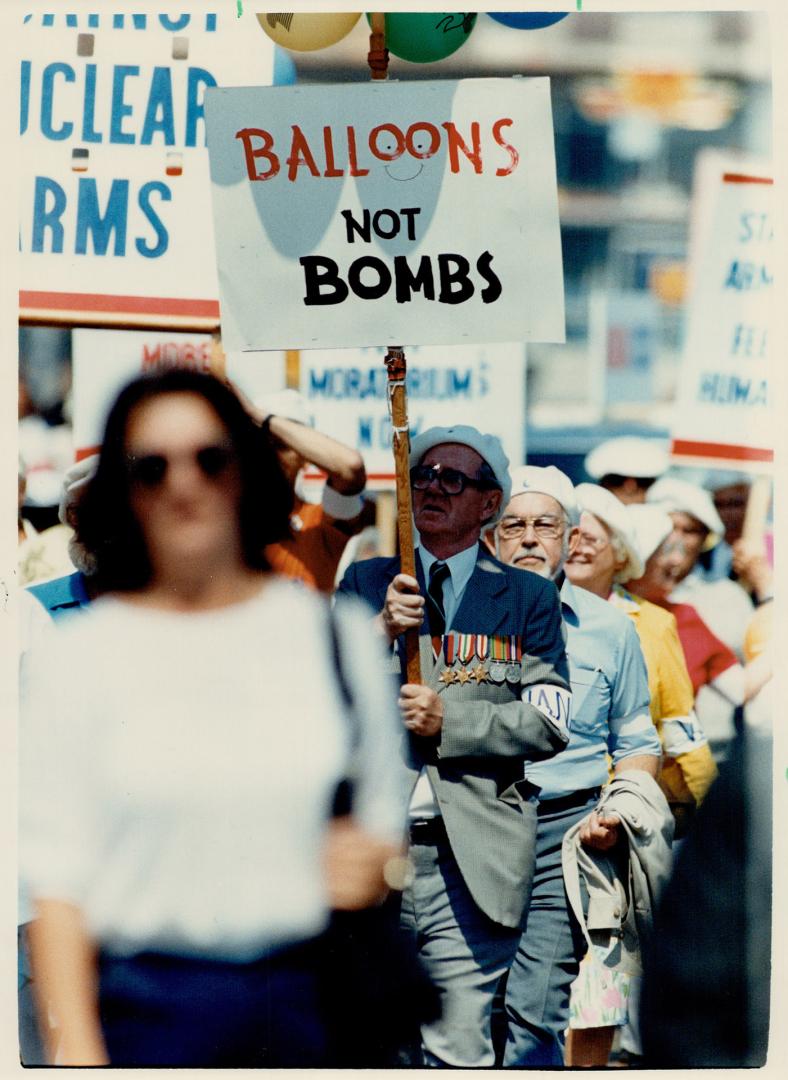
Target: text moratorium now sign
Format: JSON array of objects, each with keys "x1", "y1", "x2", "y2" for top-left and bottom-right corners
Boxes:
[
  {"x1": 205, "y1": 78, "x2": 564, "y2": 350},
  {"x1": 671, "y1": 171, "x2": 773, "y2": 470}
]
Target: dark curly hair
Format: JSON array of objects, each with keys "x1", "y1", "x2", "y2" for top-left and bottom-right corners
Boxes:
[{"x1": 78, "y1": 369, "x2": 293, "y2": 592}]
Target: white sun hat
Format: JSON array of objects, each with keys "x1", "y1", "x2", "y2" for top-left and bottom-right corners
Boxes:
[
  {"x1": 626, "y1": 503, "x2": 674, "y2": 565},
  {"x1": 585, "y1": 436, "x2": 669, "y2": 481},
  {"x1": 508, "y1": 465, "x2": 579, "y2": 525},
  {"x1": 646, "y1": 475, "x2": 724, "y2": 550}
]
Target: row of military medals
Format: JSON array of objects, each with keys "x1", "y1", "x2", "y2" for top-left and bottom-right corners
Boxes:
[{"x1": 439, "y1": 633, "x2": 522, "y2": 686}]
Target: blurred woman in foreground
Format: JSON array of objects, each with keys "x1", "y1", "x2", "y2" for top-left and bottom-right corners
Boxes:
[{"x1": 21, "y1": 370, "x2": 407, "y2": 1067}]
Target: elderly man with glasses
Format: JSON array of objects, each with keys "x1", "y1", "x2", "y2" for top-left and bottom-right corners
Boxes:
[
  {"x1": 484, "y1": 465, "x2": 662, "y2": 1068},
  {"x1": 338, "y1": 427, "x2": 571, "y2": 1068}
]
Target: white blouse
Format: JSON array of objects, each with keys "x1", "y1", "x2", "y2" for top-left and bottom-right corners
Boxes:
[{"x1": 20, "y1": 580, "x2": 407, "y2": 961}]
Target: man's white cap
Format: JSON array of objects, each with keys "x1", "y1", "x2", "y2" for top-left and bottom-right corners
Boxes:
[
  {"x1": 627, "y1": 504, "x2": 674, "y2": 566},
  {"x1": 585, "y1": 436, "x2": 669, "y2": 481},
  {"x1": 646, "y1": 475, "x2": 724, "y2": 550},
  {"x1": 508, "y1": 465, "x2": 579, "y2": 525},
  {"x1": 58, "y1": 454, "x2": 99, "y2": 526},
  {"x1": 255, "y1": 388, "x2": 311, "y2": 426},
  {"x1": 575, "y1": 483, "x2": 644, "y2": 582},
  {"x1": 409, "y1": 425, "x2": 510, "y2": 523}
]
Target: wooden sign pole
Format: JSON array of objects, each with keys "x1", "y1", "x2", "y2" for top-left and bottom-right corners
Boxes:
[
  {"x1": 366, "y1": 18, "x2": 420, "y2": 683},
  {"x1": 368, "y1": 12, "x2": 389, "y2": 80},
  {"x1": 385, "y1": 347, "x2": 422, "y2": 685}
]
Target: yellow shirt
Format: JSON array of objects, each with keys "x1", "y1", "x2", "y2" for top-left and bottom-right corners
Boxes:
[{"x1": 610, "y1": 585, "x2": 717, "y2": 808}]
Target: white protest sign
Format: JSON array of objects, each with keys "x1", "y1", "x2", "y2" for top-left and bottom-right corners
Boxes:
[
  {"x1": 671, "y1": 169, "x2": 773, "y2": 471},
  {"x1": 205, "y1": 78, "x2": 564, "y2": 350},
  {"x1": 72, "y1": 329, "x2": 285, "y2": 456},
  {"x1": 19, "y1": 7, "x2": 274, "y2": 326},
  {"x1": 298, "y1": 343, "x2": 526, "y2": 488}
]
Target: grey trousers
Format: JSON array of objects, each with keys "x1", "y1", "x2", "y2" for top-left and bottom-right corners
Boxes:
[
  {"x1": 502, "y1": 791, "x2": 597, "y2": 1066},
  {"x1": 400, "y1": 831, "x2": 522, "y2": 1067}
]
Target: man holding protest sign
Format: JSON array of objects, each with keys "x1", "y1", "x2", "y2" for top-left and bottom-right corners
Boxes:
[{"x1": 338, "y1": 425, "x2": 570, "y2": 1067}]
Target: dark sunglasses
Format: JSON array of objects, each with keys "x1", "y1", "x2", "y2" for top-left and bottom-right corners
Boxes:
[
  {"x1": 125, "y1": 442, "x2": 237, "y2": 488},
  {"x1": 410, "y1": 463, "x2": 490, "y2": 497}
]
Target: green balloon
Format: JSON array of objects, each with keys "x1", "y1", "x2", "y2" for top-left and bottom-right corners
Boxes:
[{"x1": 368, "y1": 12, "x2": 477, "y2": 64}]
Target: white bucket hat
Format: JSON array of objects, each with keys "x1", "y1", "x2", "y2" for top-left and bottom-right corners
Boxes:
[
  {"x1": 575, "y1": 483, "x2": 644, "y2": 582},
  {"x1": 646, "y1": 475, "x2": 724, "y2": 550},
  {"x1": 626, "y1": 503, "x2": 674, "y2": 566},
  {"x1": 508, "y1": 465, "x2": 579, "y2": 525},
  {"x1": 585, "y1": 436, "x2": 669, "y2": 482}
]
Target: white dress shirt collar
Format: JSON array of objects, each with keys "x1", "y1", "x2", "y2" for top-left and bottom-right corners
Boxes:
[{"x1": 418, "y1": 543, "x2": 479, "y2": 631}]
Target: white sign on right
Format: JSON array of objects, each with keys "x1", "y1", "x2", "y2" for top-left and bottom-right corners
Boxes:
[{"x1": 671, "y1": 171, "x2": 773, "y2": 470}]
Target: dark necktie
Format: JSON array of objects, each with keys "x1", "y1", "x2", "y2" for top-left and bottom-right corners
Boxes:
[{"x1": 426, "y1": 561, "x2": 451, "y2": 640}]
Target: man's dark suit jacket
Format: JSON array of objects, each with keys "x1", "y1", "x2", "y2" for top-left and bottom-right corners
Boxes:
[{"x1": 338, "y1": 544, "x2": 570, "y2": 928}]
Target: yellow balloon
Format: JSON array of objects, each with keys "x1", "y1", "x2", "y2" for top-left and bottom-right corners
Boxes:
[{"x1": 256, "y1": 12, "x2": 361, "y2": 52}]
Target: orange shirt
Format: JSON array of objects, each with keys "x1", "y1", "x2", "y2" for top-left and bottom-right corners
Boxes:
[{"x1": 264, "y1": 498, "x2": 361, "y2": 593}]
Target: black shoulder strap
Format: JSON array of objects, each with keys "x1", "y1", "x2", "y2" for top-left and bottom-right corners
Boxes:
[
  {"x1": 327, "y1": 603, "x2": 361, "y2": 816},
  {"x1": 327, "y1": 604, "x2": 353, "y2": 708}
]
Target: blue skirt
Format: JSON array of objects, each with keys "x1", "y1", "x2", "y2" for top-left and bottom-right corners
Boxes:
[{"x1": 98, "y1": 938, "x2": 327, "y2": 1067}]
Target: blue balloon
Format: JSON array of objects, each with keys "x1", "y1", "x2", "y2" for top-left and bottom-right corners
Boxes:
[
  {"x1": 488, "y1": 13, "x2": 569, "y2": 30},
  {"x1": 273, "y1": 46, "x2": 297, "y2": 86}
]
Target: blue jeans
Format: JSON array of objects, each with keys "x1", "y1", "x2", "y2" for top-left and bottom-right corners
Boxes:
[
  {"x1": 503, "y1": 791, "x2": 597, "y2": 1067},
  {"x1": 400, "y1": 830, "x2": 522, "y2": 1067},
  {"x1": 98, "y1": 940, "x2": 327, "y2": 1067}
]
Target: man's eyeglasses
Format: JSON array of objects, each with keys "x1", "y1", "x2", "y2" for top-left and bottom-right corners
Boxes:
[
  {"x1": 410, "y1": 463, "x2": 490, "y2": 497},
  {"x1": 498, "y1": 515, "x2": 566, "y2": 541},
  {"x1": 126, "y1": 443, "x2": 237, "y2": 488}
]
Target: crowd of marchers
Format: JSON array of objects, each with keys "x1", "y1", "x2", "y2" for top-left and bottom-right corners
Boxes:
[{"x1": 18, "y1": 372, "x2": 772, "y2": 1068}]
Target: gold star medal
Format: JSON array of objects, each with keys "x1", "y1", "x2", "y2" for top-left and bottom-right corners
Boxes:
[
  {"x1": 439, "y1": 632, "x2": 457, "y2": 685},
  {"x1": 455, "y1": 633, "x2": 476, "y2": 684},
  {"x1": 471, "y1": 634, "x2": 490, "y2": 683}
]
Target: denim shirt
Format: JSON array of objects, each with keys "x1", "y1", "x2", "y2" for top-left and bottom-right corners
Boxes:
[{"x1": 524, "y1": 578, "x2": 659, "y2": 799}]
